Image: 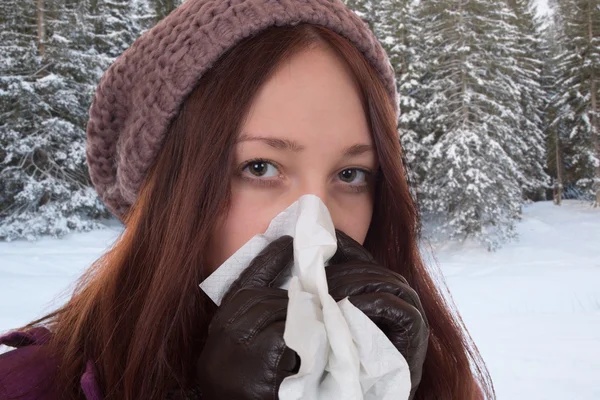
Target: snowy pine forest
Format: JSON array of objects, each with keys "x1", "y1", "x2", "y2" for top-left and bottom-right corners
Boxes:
[{"x1": 1, "y1": 0, "x2": 599, "y2": 249}]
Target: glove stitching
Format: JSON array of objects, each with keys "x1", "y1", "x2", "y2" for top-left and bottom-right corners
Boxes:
[
  {"x1": 242, "y1": 304, "x2": 288, "y2": 345},
  {"x1": 327, "y1": 262, "x2": 407, "y2": 282},
  {"x1": 369, "y1": 312, "x2": 411, "y2": 359},
  {"x1": 240, "y1": 239, "x2": 294, "y2": 289},
  {"x1": 271, "y1": 342, "x2": 294, "y2": 399},
  {"x1": 266, "y1": 239, "x2": 294, "y2": 287},
  {"x1": 330, "y1": 274, "x2": 423, "y2": 317},
  {"x1": 224, "y1": 291, "x2": 281, "y2": 330}
]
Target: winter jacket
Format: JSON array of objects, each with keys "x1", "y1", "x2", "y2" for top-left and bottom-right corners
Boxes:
[
  {"x1": 0, "y1": 328, "x2": 205, "y2": 400},
  {"x1": 0, "y1": 327, "x2": 102, "y2": 400},
  {"x1": 1, "y1": 328, "x2": 485, "y2": 400}
]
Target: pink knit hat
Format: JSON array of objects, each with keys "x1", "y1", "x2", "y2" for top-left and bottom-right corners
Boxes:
[{"x1": 85, "y1": 0, "x2": 398, "y2": 220}]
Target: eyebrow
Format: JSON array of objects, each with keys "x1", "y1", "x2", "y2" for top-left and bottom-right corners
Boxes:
[{"x1": 237, "y1": 133, "x2": 374, "y2": 158}]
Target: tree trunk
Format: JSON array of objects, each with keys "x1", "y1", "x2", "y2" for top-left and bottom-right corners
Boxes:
[
  {"x1": 458, "y1": 0, "x2": 469, "y2": 126},
  {"x1": 37, "y1": 0, "x2": 45, "y2": 57},
  {"x1": 588, "y1": 0, "x2": 600, "y2": 206},
  {"x1": 554, "y1": 130, "x2": 563, "y2": 205}
]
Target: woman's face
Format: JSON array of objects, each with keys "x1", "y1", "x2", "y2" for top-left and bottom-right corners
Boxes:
[{"x1": 206, "y1": 44, "x2": 378, "y2": 272}]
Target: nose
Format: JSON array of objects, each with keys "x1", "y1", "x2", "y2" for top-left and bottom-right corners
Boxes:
[
  {"x1": 282, "y1": 174, "x2": 366, "y2": 245},
  {"x1": 290, "y1": 177, "x2": 330, "y2": 209}
]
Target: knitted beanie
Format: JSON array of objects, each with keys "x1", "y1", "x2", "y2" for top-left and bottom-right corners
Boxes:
[{"x1": 85, "y1": 0, "x2": 398, "y2": 221}]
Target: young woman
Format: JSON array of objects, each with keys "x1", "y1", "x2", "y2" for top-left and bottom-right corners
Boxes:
[{"x1": 0, "y1": 1, "x2": 494, "y2": 399}]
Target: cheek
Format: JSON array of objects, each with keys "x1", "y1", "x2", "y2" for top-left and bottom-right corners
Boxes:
[
  {"x1": 206, "y1": 186, "x2": 375, "y2": 272},
  {"x1": 329, "y1": 195, "x2": 374, "y2": 245},
  {"x1": 206, "y1": 188, "x2": 280, "y2": 272}
]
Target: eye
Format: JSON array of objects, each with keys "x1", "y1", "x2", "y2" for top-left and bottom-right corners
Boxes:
[
  {"x1": 338, "y1": 169, "x2": 369, "y2": 184},
  {"x1": 241, "y1": 159, "x2": 280, "y2": 178},
  {"x1": 236, "y1": 158, "x2": 375, "y2": 193}
]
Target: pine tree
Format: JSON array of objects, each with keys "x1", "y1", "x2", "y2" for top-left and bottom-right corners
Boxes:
[
  {"x1": 343, "y1": 0, "x2": 378, "y2": 29},
  {"x1": 377, "y1": 0, "x2": 427, "y2": 191},
  {"x1": 506, "y1": 0, "x2": 550, "y2": 201},
  {"x1": 148, "y1": 0, "x2": 183, "y2": 25},
  {"x1": 0, "y1": 0, "x2": 191, "y2": 241},
  {"x1": 551, "y1": 0, "x2": 600, "y2": 204},
  {"x1": 415, "y1": 0, "x2": 526, "y2": 249},
  {"x1": 86, "y1": 0, "x2": 140, "y2": 57},
  {"x1": 541, "y1": 13, "x2": 570, "y2": 203},
  {"x1": 0, "y1": 0, "x2": 116, "y2": 241}
]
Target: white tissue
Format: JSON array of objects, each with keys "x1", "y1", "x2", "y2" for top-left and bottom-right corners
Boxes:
[{"x1": 199, "y1": 194, "x2": 411, "y2": 400}]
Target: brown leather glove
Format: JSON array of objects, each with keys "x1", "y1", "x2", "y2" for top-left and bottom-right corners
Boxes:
[
  {"x1": 326, "y1": 229, "x2": 429, "y2": 400},
  {"x1": 196, "y1": 235, "x2": 299, "y2": 400}
]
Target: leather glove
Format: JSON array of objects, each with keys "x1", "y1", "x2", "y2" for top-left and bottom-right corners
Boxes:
[
  {"x1": 326, "y1": 229, "x2": 429, "y2": 399},
  {"x1": 196, "y1": 235, "x2": 299, "y2": 400}
]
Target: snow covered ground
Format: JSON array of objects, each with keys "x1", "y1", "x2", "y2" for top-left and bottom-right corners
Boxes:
[
  {"x1": 426, "y1": 200, "x2": 600, "y2": 399},
  {"x1": 1, "y1": 200, "x2": 599, "y2": 399}
]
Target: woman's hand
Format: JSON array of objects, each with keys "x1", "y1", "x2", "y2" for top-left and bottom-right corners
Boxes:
[
  {"x1": 326, "y1": 229, "x2": 429, "y2": 399},
  {"x1": 196, "y1": 235, "x2": 299, "y2": 400}
]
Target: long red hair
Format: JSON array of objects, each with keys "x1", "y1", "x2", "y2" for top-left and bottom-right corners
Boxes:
[{"x1": 24, "y1": 24, "x2": 494, "y2": 399}]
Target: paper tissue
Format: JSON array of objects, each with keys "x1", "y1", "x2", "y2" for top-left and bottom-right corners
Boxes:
[{"x1": 199, "y1": 194, "x2": 411, "y2": 400}]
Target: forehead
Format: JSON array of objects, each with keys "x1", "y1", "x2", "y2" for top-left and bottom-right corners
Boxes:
[{"x1": 240, "y1": 45, "x2": 372, "y2": 148}]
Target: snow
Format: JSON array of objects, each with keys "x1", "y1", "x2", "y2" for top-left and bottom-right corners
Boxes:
[
  {"x1": 0, "y1": 220, "x2": 122, "y2": 332},
  {"x1": 50, "y1": 34, "x2": 71, "y2": 44},
  {"x1": 534, "y1": 0, "x2": 552, "y2": 17},
  {"x1": 1, "y1": 200, "x2": 599, "y2": 399},
  {"x1": 424, "y1": 200, "x2": 600, "y2": 399}
]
